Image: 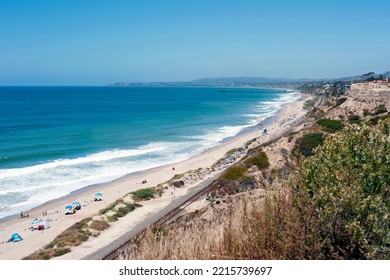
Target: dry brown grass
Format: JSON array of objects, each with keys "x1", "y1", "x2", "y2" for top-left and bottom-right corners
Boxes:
[{"x1": 120, "y1": 186, "x2": 310, "y2": 260}]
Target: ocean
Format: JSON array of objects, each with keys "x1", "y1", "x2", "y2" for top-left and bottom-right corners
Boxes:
[{"x1": 0, "y1": 86, "x2": 299, "y2": 218}]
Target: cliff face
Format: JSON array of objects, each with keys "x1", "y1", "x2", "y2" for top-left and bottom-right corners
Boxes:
[{"x1": 325, "y1": 82, "x2": 390, "y2": 120}]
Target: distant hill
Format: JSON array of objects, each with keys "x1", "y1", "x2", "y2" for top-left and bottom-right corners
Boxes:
[
  {"x1": 109, "y1": 71, "x2": 390, "y2": 87},
  {"x1": 334, "y1": 71, "x2": 390, "y2": 82},
  {"x1": 188, "y1": 76, "x2": 311, "y2": 85}
]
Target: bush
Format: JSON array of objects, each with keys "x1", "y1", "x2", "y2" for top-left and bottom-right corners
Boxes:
[
  {"x1": 244, "y1": 151, "x2": 270, "y2": 170},
  {"x1": 296, "y1": 133, "x2": 324, "y2": 157},
  {"x1": 99, "y1": 204, "x2": 116, "y2": 215},
  {"x1": 317, "y1": 118, "x2": 343, "y2": 133},
  {"x1": 131, "y1": 188, "x2": 155, "y2": 201},
  {"x1": 348, "y1": 114, "x2": 361, "y2": 123},
  {"x1": 369, "y1": 116, "x2": 380, "y2": 126},
  {"x1": 363, "y1": 109, "x2": 371, "y2": 117},
  {"x1": 335, "y1": 97, "x2": 347, "y2": 106},
  {"x1": 374, "y1": 105, "x2": 387, "y2": 115},
  {"x1": 298, "y1": 120, "x2": 390, "y2": 259},
  {"x1": 222, "y1": 166, "x2": 248, "y2": 181},
  {"x1": 115, "y1": 203, "x2": 136, "y2": 218},
  {"x1": 53, "y1": 248, "x2": 71, "y2": 257},
  {"x1": 303, "y1": 99, "x2": 315, "y2": 109},
  {"x1": 225, "y1": 148, "x2": 237, "y2": 157},
  {"x1": 245, "y1": 138, "x2": 257, "y2": 147},
  {"x1": 106, "y1": 215, "x2": 117, "y2": 222},
  {"x1": 89, "y1": 220, "x2": 110, "y2": 231}
]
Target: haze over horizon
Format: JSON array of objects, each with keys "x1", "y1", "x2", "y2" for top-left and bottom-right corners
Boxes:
[{"x1": 1, "y1": 0, "x2": 389, "y2": 86}]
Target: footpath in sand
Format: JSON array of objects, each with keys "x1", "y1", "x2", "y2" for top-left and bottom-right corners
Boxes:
[{"x1": 0, "y1": 96, "x2": 308, "y2": 260}]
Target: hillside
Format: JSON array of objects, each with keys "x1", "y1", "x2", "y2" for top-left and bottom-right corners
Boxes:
[
  {"x1": 108, "y1": 71, "x2": 390, "y2": 87},
  {"x1": 119, "y1": 81, "x2": 390, "y2": 260}
]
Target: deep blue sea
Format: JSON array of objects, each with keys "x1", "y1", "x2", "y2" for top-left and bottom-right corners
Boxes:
[{"x1": 0, "y1": 86, "x2": 299, "y2": 218}]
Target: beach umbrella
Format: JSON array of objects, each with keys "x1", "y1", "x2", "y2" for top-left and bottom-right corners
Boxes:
[
  {"x1": 72, "y1": 201, "x2": 80, "y2": 206},
  {"x1": 65, "y1": 205, "x2": 73, "y2": 210},
  {"x1": 95, "y1": 192, "x2": 103, "y2": 197},
  {"x1": 31, "y1": 218, "x2": 42, "y2": 224}
]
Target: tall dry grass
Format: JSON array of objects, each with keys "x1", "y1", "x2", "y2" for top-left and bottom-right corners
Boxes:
[{"x1": 120, "y1": 187, "x2": 312, "y2": 260}]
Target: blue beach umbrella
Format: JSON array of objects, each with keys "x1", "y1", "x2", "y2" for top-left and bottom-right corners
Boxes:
[
  {"x1": 95, "y1": 192, "x2": 103, "y2": 197},
  {"x1": 31, "y1": 218, "x2": 42, "y2": 224},
  {"x1": 65, "y1": 205, "x2": 73, "y2": 210},
  {"x1": 72, "y1": 202, "x2": 80, "y2": 206}
]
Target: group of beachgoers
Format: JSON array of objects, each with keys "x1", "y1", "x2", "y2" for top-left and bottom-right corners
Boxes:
[{"x1": 3, "y1": 193, "x2": 103, "y2": 244}]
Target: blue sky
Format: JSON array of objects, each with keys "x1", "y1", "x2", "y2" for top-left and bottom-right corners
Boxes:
[{"x1": 1, "y1": 0, "x2": 389, "y2": 85}]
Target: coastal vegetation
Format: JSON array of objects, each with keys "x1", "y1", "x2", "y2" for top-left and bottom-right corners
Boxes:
[
  {"x1": 245, "y1": 138, "x2": 257, "y2": 147},
  {"x1": 225, "y1": 148, "x2": 237, "y2": 157},
  {"x1": 121, "y1": 119, "x2": 390, "y2": 260},
  {"x1": 335, "y1": 97, "x2": 347, "y2": 106},
  {"x1": 348, "y1": 114, "x2": 361, "y2": 124},
  {"x1": 294, "y1": 133, "x2": 324, "y2": 157},
  {"x1": 26, "y1": 198, "x2": 139, "y2": 259},
  {"x1": 25, "y1": 218, "x2": 95, "y2": 260},
  {"x1": 221, "y1": 166, "x2": 248, "y2": 181},
  {"x1": 316, "y1": 118, "x2": 343, "y2": 133},
  {"x1": 244, "y1": 151, "x2": 270, "y2": 170},
  {"x1": 374, "y1": 104, "x2": 388, "y2": 115},
  {"x1": 131, "y1": 188, "x2": 156, "y2": 201},
  {"x1": 303, "y1": 98, "x2": 316, "y2": 109}
]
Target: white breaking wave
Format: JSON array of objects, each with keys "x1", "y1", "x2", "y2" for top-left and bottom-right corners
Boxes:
[
  {"x1": 0, "y1": 139, "x2": 200, "y2": 218},
  {"x1": 0, "y1": 146, "x2": 163, "y2": 179}
]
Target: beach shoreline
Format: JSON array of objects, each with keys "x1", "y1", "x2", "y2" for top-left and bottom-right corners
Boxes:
[{"x1": 0, "y1": 92, "x2": 309, "y2": 260}]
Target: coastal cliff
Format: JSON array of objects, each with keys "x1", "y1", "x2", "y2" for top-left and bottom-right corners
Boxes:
[{"x1": 120, "y1": 81, "x2": 390, "y2": 260}]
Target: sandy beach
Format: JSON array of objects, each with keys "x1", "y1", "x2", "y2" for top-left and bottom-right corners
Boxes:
[{"x1": 0, "y1": 94, "x2": 309, "y2": 260}]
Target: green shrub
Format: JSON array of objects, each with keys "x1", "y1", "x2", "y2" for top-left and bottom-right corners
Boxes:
[
  {"x1": 367, "y1": 114, "x2": 388, "y2": 126},
  {"x1": 106, "y1": 215, "x2": 117, "y2": 222},
  {"x1": 115, "y1": 207, "x2": 128, "y2": 218},
  {"x1": 317, "y1": 118, "x2": 343, "y2": 133},
  {"x1": 245, "y1": 138, "x2": 257, "y2": 146},
  {"x1": 297, "y1": 133, "x2": 324, "y2": 157},
  {"x1": 171, "y1": 173, "x2": 184, "y2": 181},
  {"x1": 335, "y1": 97, "x2": 347, "y2": 106},
  {"x1": 99, "y1": 203, "x2": 116, "y2": 215},
  {"x1": 348, "y1": 114, "x2": 361, "y2": 123},
  {"x1": 298, "y1": 120, "x2": 390, "y2": 259},
  {"x1": 374, "y1": 105, "x2": 387, "y2": 115},
  {"x1": 381, "y1": 114, "x2": 390, "y2": 121},
  {"x1": 53, "y1": 248, "x2": 71, "y2": 257},
  {"x1": 363, "y1": 109, "x2": 372, "y2": 117},
  {"x1": 225, "y1": 148, "x2": 237, "y2": 157},
  {"x1": 303, "y1": 99, "x2": 315, "y2": 109},
  {"x1": 131, "y1": 188, "x2": 155, "y2": 201},
  {"x1": 244, "y1": 151, "x2": 270, "y2": 170},
  {"x1": 222, "y1": 166, "x2": 248, "y2": 181},
  {"x1": 369, "y1": 116, "x2": 380, "y2": 126},
  {"x1": 115, "y1": 203, "x2": 136, "y2": 218}
]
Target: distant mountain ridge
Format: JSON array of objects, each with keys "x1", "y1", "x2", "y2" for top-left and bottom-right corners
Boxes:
[{"x1": 109, "y1": 71, "x2": 390, "y2": 87}]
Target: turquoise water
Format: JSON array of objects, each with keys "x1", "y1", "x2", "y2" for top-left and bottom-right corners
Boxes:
[{"x1": 0, "y1": 86, "x2": 299, "y2": 218}]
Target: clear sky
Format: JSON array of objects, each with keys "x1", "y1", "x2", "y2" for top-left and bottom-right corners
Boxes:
[{"x1": 1, "y1": 0, "x2": 389, "y2": 85}]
